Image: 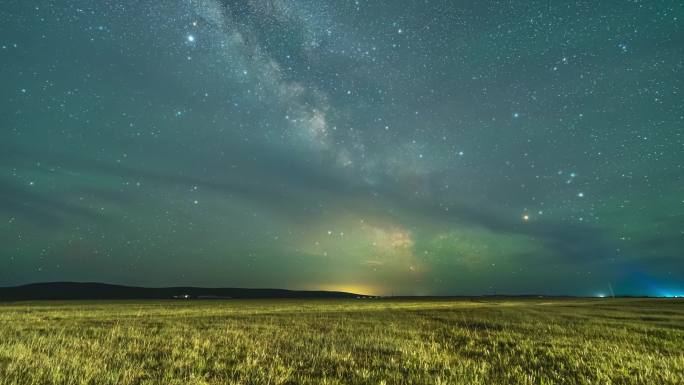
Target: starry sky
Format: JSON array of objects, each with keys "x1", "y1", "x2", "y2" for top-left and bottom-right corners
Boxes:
[{"x1": 1, "y1": 0, "x2": 683, "y2": 296}]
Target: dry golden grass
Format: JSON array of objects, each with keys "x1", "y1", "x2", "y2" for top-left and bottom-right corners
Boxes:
[{"x1": 0, "y1": 298, "x2": 682, "y2": 384}]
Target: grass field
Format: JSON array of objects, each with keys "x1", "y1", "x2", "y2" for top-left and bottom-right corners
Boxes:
[{"x1": 0, "y1": 299, "x2": 682, "y2": 385}]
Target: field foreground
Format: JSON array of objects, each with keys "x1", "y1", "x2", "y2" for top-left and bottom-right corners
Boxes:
[{"x1": 0, "y1": 298, "x2": 682, "y2": 385}]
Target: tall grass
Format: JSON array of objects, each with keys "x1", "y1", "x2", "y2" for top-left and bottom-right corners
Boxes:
[{"x1": 0, "y1": 299, "x2": 682, "y2": 384}]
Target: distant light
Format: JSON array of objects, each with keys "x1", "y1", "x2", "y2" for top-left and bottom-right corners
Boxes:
[
  {"x1": 577, "y1": 192, "x2": 584, "y2": 198},
  {"x1": 513, "y1": 112, "x2": 520, "y2": 118},
  {"x1": 522, "y1": 214, "x2": 530, "y2": 222},
  {"x1": 596, "y1": 293, "x2": 606, "y2": 298},
  {"x1": 187, "y1": 35, "x2": 195, "y2": 42}
]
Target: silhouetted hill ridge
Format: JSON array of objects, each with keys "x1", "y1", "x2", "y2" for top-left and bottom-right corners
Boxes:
[{"x1": 0, "y1": 282, "x2": 363, "y2": 300}]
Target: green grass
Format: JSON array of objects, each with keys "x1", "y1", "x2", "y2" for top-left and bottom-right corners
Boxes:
[{"x1": 0, "y1": 299, "x2": 682, "y2": 385}]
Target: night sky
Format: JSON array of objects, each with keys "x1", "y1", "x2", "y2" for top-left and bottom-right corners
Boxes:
[{"x1": 2, "y1": 1, "x2": 683, "y2": 296}]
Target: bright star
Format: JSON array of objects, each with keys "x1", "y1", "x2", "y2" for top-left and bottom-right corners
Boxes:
[{"x1": 187, "y1": 35, "x2": 195, "y2": 43}]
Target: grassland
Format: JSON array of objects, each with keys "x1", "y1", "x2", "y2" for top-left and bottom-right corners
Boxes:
[{"x1": 0, "y1": 298, "x2": 682, "y2": 385}]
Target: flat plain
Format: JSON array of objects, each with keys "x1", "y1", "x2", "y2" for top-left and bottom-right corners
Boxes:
[{"x1": 0, "y1": 298, "x2": 682, "y2": 385}]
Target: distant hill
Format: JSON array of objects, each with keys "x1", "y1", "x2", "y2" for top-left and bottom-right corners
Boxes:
[{"x1": 0, "y1": 282, "x2": 363, "y2": 301}]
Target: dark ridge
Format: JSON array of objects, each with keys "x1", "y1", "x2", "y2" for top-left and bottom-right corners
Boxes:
[{"x1": 0, "y1": 282, "x2": 365, "y2": 301}]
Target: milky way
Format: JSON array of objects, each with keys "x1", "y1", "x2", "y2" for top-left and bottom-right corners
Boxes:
[{"x1": 2, "y1": 1, "x2": 683, "y2": 295}]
